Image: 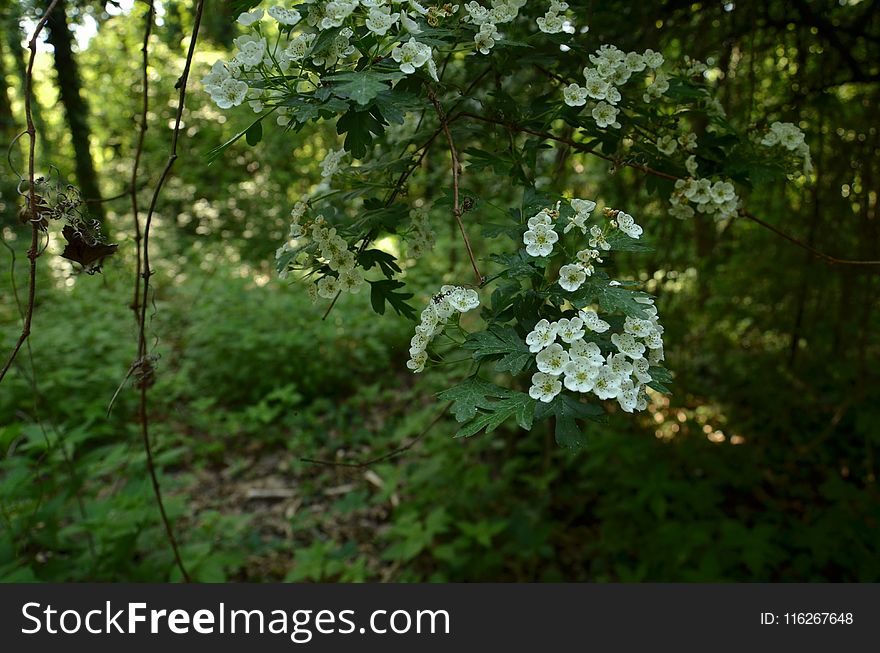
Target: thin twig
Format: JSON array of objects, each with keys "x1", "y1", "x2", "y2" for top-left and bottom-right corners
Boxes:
[
  {"x1": 131, "y1": 1, "x2": 154, "y2": 317},
  {"x1": 0, "y1": 6, "x2": 55, "y2": 381},
  {"x1": 133, "y1": 0, "x2": 205, "y2": 583},
  {"x1": 0, "y1": 0, "x2": 61, "y2": 386},
  {"x1": 430, "y1": 96, "x2": 483, "y2": 285},
  {"x1": 457, "y1": 111, "x2": 880, "y2": 268},
  {"x1": 301, "y1": 406, "x2": 448, "y2": 468}
]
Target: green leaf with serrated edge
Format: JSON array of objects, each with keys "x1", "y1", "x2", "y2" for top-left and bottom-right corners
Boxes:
[
  {"x1": 337, "y1": 108, "x2": 385, "y2": 159},
  {"x1": 535, "y1": 395, "x2": 604, "y2": 448},
  {"x1": 647, "y1": 366, "x2": 673, "y2": 394},
  {"x1": 367, "y1": 279, "x2": 415, "y2": 319},
  {"x1": 462, "y1": 326, "x2": 532, "y2": 374},
  {"x1": 326, "y1": 71, "x2": 403, "y2": 106},
  {"x1": 606, "y1": 231, "x2": 654, "y2": 252},
  {"x1": 455, "y1": 393, "x2": 535, "y2": 438},
  {"x1": 357, "y1": 249, "x2": 401, "y2": 279},
  {"x1": 437, "y1": 377, "x2": 512, "y2": 423}
]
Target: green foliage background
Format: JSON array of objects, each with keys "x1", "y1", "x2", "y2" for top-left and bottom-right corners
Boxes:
[{"x1": 0, "y1": 0, "x2": 878, "y2": 581}]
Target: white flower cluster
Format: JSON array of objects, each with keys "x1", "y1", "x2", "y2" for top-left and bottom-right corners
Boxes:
[
  {"x1": 407, "y1": 207, "x2": 436, "y2": 258},
  {"x1": 407, "y1": 286, "x2": 480, "y2": 372},
  {"x1": 521, "y1": 200, "x2": 642, "y2": 292},
  {"x1": 669, "y1": 177, "x2": 739, "y2": 221},
  {"x1": 463, "y1": 0, "x2": 527, "y2": 55},
  {"x1": 536, "y1": 0, "x2": 576, "y2": 34},
  {"x1": 526, "y1": 297, "x2": 665, "y2": 412},
  {"x1": 563, "y1": 45, "x2": 665, "y2": 129},
  {"x1": 274, "y1": 199, "x2": 366, "y2": 295},
  {"x1": 760, "y1": 121, "x2": 813, "y2": 175},
  {"x1": 320, "y1": 148, "x2": 347, "y2": 179},
  {"x1": 203, "y1": 2, "x2": 450, "y2": 117}
]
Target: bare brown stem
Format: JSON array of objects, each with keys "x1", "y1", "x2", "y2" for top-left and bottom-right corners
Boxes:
[
  {"x1": 133, "y1": 0, "x2": 206, "y2": 583},
  {"x1": 0, "y1": 0, "x2": 61, "y2": 386},
  {"x1": 130, "y1": 1, "x2": 154, "y2": 317},
  {"x1": 430, "y1": 97, "x2": 483, "y2": 285}
]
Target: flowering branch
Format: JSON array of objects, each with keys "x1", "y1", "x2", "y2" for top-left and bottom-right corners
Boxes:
[
  {"x1": 455, "y1": 111, "x2": 880, "y2": 268},
  {"x1": 0, "y1": 0, "x2": 61, "y2": 386}
]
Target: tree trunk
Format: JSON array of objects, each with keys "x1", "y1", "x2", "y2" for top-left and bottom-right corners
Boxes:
[{"x1": 44, "y1": 0, "x2": 106, "y2": 228}]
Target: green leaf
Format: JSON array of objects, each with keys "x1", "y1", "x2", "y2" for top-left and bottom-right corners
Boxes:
[
  {"x1": 326, "y1": 71, "x2": 403, "y2": 106},
  {"x1": 462, "y1": 326, "x2": 532, "y2": 374},
  {"x1": 606, "y1": 231, "x2": 654, "y2": 252},
  {"x1": 367, "y1": 279, "x2": 415, "y2": 319},
  {"x1": 205, "y1": 110, "x2": 274, "y2": 163},
  {"x1": 358, "y1": 249, "x2": 401, "y2": 279},
  {"x1": 337, "y1": 108, "x2": 386, "y2": 159},
  {"x1": 648, "y1": 366, "x2": 673, "y2": 394},
  {"x1": 245, "y1": 120, "x2": 262, "y2": 146},
  {"x1": 570, "y1": 279, "x2": 651, "y2": 319},
  {"x1": 438, "y1": 377, "x2": 512, "y2": 422},
  {"x1": 455, "y1": 393, "x2": 535, "y2": 438},
  {"x1": 535, "y1": 395, "x2": 604, "y2": 449}
]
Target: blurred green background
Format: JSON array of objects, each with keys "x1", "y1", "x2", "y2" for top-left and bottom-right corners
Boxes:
[{"x1": 1, "y1": 0, "x2": 878, "y2": 581}]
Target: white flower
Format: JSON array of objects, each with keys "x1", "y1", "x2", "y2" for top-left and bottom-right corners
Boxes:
[
  {"x1": 537, "y1": 11, "x2": 564, "y2": 34},
  {"x1": 523, "y1": 224, "x2": 558, "y2": 258},
  {"x1": 570, "y1": 339, "x2": 604, "y2": 366},
  {"x1": 233, "y1": 35, "x2": 267, "y2": 68},
  {"x1": 338, "y1": 268, "x2": 365, "y2": 293},
  {"x1": 624, "y1": 317, "x2": 654, "y2": 338},
  {"x1": 608, "y1": 352, "x2": 633, "y2": 377},
  {"x1": 556, "y1": 317, "x2": 585, "y2": 344},
  {"x1": 588, "y1": 224, "x2": 610, "y2": 251},
  {"x1": 685, "y1": 155, "x2": 699, "y2": 177},
  {"x1": 320, "y1": 148, "x2": 346, "y2": 179},
  {"x1": 237, "y1": 9, "x2": 263, "y2": 26},
  {"x1": 558, "y1": 264, "x2": 587, "y2": 292},
  {"x1": 611, "y1": 332, "x2": 646, "y2": 359},
  {"x1": 407, "y1": 350, "x2": 428, "y2": 373},
  {"x1": 633, "y1": 357, "x2": 652, "y2": 384},
  {"x1": 475, "y1": 22, "x2": 500, "y2": 54},
  {"x1": 580, "y1": 308, "x2": 610, "y2": 333},
  {"x1": 316, "y1": 275, "x2": 340, "y2": 299},
  {"x1": 211, "y1": 78, "x2": 249, "y2": 109},
  {"x1": 617, "y1": 381, "x2": 640, "y2": 413},
  {"x1": 563, "y1": 357, "x2": 600, "y2": 392},
  {"x1": 321, "y1": 1, "x2": 358, "y2": 29},
  {"x1": 366, "y1": 7, "x2": 400, "y2": 36},
  {"x1": 643, "y1": 49, "x2": 664, "y2": 69},
  {"x1": 657, "y1": 135, "x2": 677, "y2": 156},
  {"x1": 616, "y1": 212, "x2": 642, "y2": 239},
  {"x1": 536, "y1": 343, "x2": 570, "y2": 375},
  {"x1": 449, "y1": 288, "x2": 480, "y2": 312},
  {"x1": 392, "y1": 37, "x2": 432, "y2": 74},
  {"x1": 563, "y1": 83, "x2": 588, "y2": 107},
  {"x1": 625, "y1": 51, "x2": 646, "y2": 72},
  {"x1": 268, "y1": 6, "x2": 302, "y2": 26},
  {"x1": 570, "y1": 198, "x2": 596, "y2": 216},
  {"x1": 592, "y1": 365, "x2": 622, "y2": 400},
  {"x1": 592, "y1": 101, "x2": 620, "y2": 129},
  {"x1": 529, "y1": 372, "x2": 562, "y2": 403},
  {"x1": 678, "y1": 132, "x2": 697, "y2": 152},
  {"x1": 526, "y1": 319, "x2": 558, "y2": 353},
  {"x1": 527, "y1": 210, "x2": 553, "y2": 229},
  {"x1": 644, "y1": 330, "x2": 664, "y2": 350}
]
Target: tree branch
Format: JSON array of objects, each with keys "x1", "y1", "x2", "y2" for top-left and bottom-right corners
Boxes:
[
  {"x1": 0, "y1": 0, "x2": 61, "y2": 386},
  {"x1": 133, "y1": 0, "x2": 205, "y2": 583},
  {"x1": 430, "y1": 94, "x2": 483, "y2": 285},
  {"x1": 456, "y1": 112, "x2": 880, "y2": 268}
]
